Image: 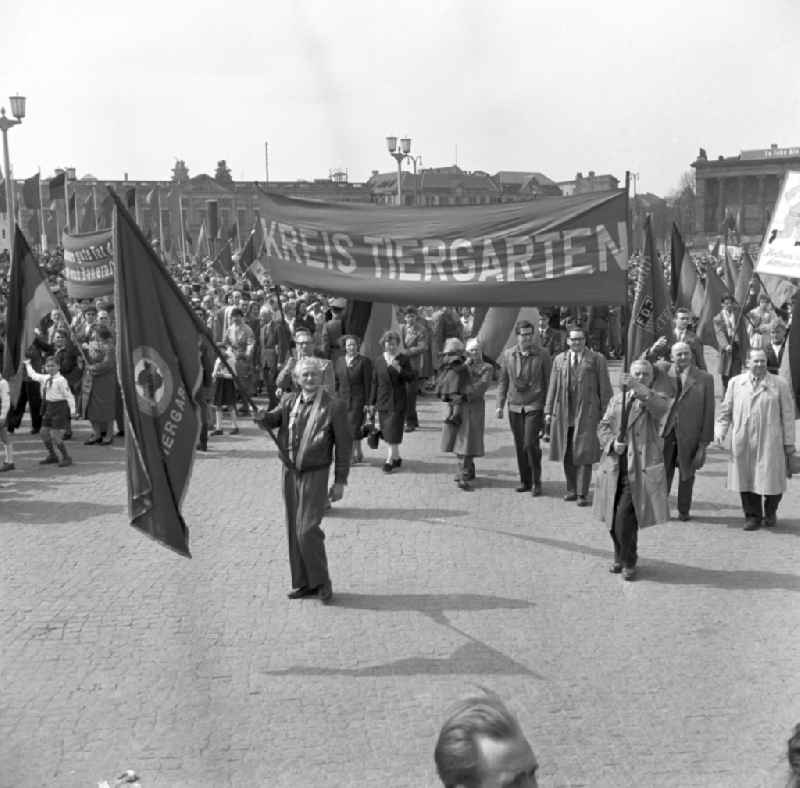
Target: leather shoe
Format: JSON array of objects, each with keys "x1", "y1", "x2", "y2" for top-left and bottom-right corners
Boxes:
[
  {"x1": 318, "y1": 581, "x2": 333, "y2": 605},
  {"x1": 763, "y1": 514, "x2": 777, "y2": 528},
  {"x1": 609, "y1": 563, "x2": 622, "y2": 574},
  {"x1": 563, "y1": 492, "x2": 578, "y2": 502},
  {"x1": 287, "y1": 586, "x2": 318, "y2": 599},
  {"x1": 576, "y1": 495, "x2": 589, "y2": 507},
  {"x1": 457, "y1": 480, "x2": 474, "y2": 492},
  {"x1": 84, "y1": 436, "x2": 101, "y2": 445},
  {"x1": 382, "y1": 462, "x2": 393, "y2": 473},
  {"x1": 531, "y1": 484, "x2": 543, "y2": 497},
  {"x1": 391, "y1": 458, "x2": 402, "y2": 468},
  {"x1": 516, "y1": 485, "x2": 532, "y2": 493},
  {"x1": 678, "y1": 512, "x2": 691, "y2": 521},
  {"x1": 743, "y1": 517, "x2": 761, "y2": 531},
  {"x1": 622, "y1": 566, "x2": 637, "y2": 581}
]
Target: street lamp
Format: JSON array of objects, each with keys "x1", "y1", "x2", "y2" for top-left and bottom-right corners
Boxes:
[
  {"x1": 1, "y1": 94, "x2": 26, "y2": 250},
  {"x1": 386, "y1": 135, "x2": 420, "y2": 206}
]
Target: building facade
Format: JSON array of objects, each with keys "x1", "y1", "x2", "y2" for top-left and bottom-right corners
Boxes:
[{"x1": 691, "y1": 144, "x2": 800, "y2": 246}]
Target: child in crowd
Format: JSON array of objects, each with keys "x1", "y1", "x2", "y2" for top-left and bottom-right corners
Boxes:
[
  {"x1": 436, "y1": 337, "x2": 472, "y2": 428},
  {"x1": 24, "y1": 355, "x2": 76, "y2": 467},
  {"x1": 211, "y1": 342, "x2": 239, "y2": 436},
  {"x1": 0, "y1": 369, "x2": 14, "y2": 471}
]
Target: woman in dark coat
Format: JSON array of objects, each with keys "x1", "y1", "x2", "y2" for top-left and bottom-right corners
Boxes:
[
  {"x1": 369, "y1": 329, "x2": 416, "y2": 473},
  {"x1": 334, "y1": 335, "x2": 373, "y2": 464},
  {"x1": 81, "y1": 326, "x2": 117, "y2": 445}
]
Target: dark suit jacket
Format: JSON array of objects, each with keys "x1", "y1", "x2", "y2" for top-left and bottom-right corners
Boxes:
[
  {"x1": 652, "y1": 361, "x2": 715, "y2": 480},
  {"x1": 712, "y1": 309, "x2": 743, "y2": 376},
  {"x1": 766, "y1": 341, "x2": 785, "y2": 375},
  {"x1": 369, "y1": 354, "x2": 415, "y2": 413},
  {"x1": 645, "y1": 331, "x2": 707, "y2": 371},
  {"x1": 334, "y1": 354, "x2": 373, "y2": 424}
]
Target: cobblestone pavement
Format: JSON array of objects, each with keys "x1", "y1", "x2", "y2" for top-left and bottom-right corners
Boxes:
[{"x1": 1, "y1": 362, "x2": 799, "y2": 787}]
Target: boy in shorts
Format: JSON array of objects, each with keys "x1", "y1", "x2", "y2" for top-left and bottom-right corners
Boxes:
[{"x1": 24, "y1": 355, "x2": 76, "y2": 467}]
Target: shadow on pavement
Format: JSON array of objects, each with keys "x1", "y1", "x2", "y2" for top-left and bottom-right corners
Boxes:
[
  {"x1": 260, "y1": 592, "x2": 540, "y2": 678},
  {"x1": 328, "y1": 507, "x2": 469, "y2": 523},
  {"x1": 259, "y1": 639, "x2": 539, "y2": 678},
  {"x1": 445, "y1": 524, "x2": 800, "y2": 592},
  {"x1": 0, "y1": 498, "x2": 124, "y2": 524}
]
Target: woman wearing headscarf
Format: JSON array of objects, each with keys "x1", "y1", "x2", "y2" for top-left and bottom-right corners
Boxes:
[
  {"x1": 81, "y1": 325, "x2": 117, "y2": 445},
  {"x1": 334, "y1": 334, "x2": 373, "y2": 464},
  {"x1": 369, "y1": 330, "x2": 416, "y2": 473},
  {"x1": 449, "y1": 337, "x2": 494, "y2": 490}
]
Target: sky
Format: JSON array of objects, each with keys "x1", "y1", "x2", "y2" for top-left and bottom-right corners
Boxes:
[{"x1": 3, "y1": 0, "x2": 799, "y2": 197}]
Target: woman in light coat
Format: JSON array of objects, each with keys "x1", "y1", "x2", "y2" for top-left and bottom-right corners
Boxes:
[
  {"x1": 448, "y1": 338, "x2": 493, "y2": 491},
  {"x1": 715, "y1": 348, "x2": 796, "y2": 530}
]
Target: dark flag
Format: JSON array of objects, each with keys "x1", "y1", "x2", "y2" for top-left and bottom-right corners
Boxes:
[
  {"x1": 626, "y1": 214, "x2": 671, "y2": 366},
  {"x1": 49, "y1": 172, "x2": 65, "y2": 201},
  {"x1": 112, "y1": 191, "x2": 203, "y2": 557},
  {"x1": 669, "y1": 222, "x2": 684, "y2": 305},
  {"x1": 722, "y1": 247, "x2": 737, "y2": 293},
  {"x1": 695, "y1": 263, "x2": 728, "y2": 349},
  {"x1": 734, "y1": 248, "x2": 755, "y2": 311},
  {"x1": 0, "y1": 179, "x2": 6, "y2": 213},
  {"x1": 98, "y1": 194, "x2": 114, "y2": 229},
  {"x1": 125, "y1": 186, "x2": 136, "y2": 210},
  {"x1": 2, "y1": 228, "x2": 59, "y2": 403},
  {"x1": 79, "y1": 192, "x2": 96, "y2": 233},
  {"x1": 68, "y1": 192, "x2": 76, "y2": 225},
  {"x1": 214, "y1": 240, "x2": 234, "y2": 276},
  {"x1": 22, "y1": 173, "x2": 41, "y2": 210}
]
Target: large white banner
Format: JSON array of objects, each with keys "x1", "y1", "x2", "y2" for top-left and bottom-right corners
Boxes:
[{"x1": 756, "y1": 170, "x2": 800, "y2": 279}]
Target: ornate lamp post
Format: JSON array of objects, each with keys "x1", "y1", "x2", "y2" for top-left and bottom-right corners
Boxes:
[
  {"x1": 0, "y1": 94, "x2": 26, "y2": 249},
  {"x1": 386, "y1": 135, "x2": 421, "y2": 206}
]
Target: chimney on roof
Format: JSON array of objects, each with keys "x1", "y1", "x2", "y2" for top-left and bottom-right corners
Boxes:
[
  {"x1": 371, "y1": 170, "x2": 378, "y2": 177},
  {"x1": 576, "y1": 172, "x2": 583, "y2": 180},
  {"x1": 771, "y1": 143, "x2": 778, "y2": 150},
  {"x1": 588, "y1": 170, "x2": 595, "y2": 178}
]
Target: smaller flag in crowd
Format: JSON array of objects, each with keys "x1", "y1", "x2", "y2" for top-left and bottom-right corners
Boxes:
[
  {"x1": 2, "y1": 228, "x2": 60, "y2": 403},
  {"x1": 48, "y1": 172, "x2": 65, "y2": 201},
  {"x1": 112, "y1": 190, "x2": 203, "y2": 557},
  {"x1": 22, "y1": 173, "x2": 41, "y2": 211},
  {"x1": 669, "y1": 222, "x2": 684, "y2": 305},
  {"x1": 694, "y1": 263, "x2": 728, "y2": 349}
]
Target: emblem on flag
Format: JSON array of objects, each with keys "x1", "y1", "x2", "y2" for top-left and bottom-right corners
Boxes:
[{"x1": 132, "y1": 346, "x2": 173, "y2": 417}]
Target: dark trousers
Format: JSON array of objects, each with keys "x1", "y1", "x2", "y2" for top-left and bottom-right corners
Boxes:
[
  {"x1": 508, "y1": 409, "x2": 543, "y2": 487},
  {"x1": 405, "y1": 378, "x2": 419, "y2": 427},
  {"x1": 740, "y1": 492, "x2": 782, "y2": 519},
  {"x1": 611, "y1": 471, "x2": 638, "y2": 568},
  {"x1": 563, "y1": 426, "x2": 591, "y2": 497},
  {"x1": 283, "y1": 466, "x2": 331, "y2": 590},
  {"x1": 663, "y1": 430, "x2": 695, "y2": 516},
  {"x1": 8, "y1": 380, "x2": 42, "y2": 432}
]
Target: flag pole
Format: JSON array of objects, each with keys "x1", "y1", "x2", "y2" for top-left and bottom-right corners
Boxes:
[
  {"x1": 92, "y1": 182, "x2": 99, "y2": 232},
  {"x1": 178, "y1": 192, "x2": 187, "y2": 264},
  {"x1": 37, "y1": 168, "x2": 47, "y2": 252},
  {"x1": 620, "y1": 170, "x2": 632, "y2": 440},
  {"x1": 63, "y1": 168, "x2": 70, "y2": 233},
  {"x1": 157, "y1": 187, "x2": 165, "y2": 259},
  {"x1": 108, "y1": 187, "x2": 294, "y2": 473}
]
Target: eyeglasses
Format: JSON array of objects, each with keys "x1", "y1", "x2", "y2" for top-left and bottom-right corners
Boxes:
[{"x1": 518, "y1": 331, "x2": 534, "y2": 337}]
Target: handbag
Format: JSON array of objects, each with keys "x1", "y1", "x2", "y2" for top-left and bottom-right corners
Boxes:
[
  {"x1": 787, "y1": 453, "x2": 800, "y2": 477},
  {"x1": 361, "y1": 409, "x2": 381, "y2": 449}
]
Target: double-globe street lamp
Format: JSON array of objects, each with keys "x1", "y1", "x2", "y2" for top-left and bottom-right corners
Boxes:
[
  {"x1": 386, "y1": 135, "x2": 422, "y2": 206},
  {"x1": 0, "y1": 94, "x2": 26, "y2": 251}
]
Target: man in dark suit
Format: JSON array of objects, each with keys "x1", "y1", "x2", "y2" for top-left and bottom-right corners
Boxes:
[
  {"x1": 713, "y1": 294, "x2": 743, "y2": 392},
  {"x1": 651, "y1": 341, "x2": 715, "y2": 521},
  {"x1": 766, "y1": 322, "x2": 787, "y2": 375},
  {"x1": 496, "y1": 320, "x2": 552, "y2": 496},
  {"x1": 537, "y1": 311, "x2": 564, "y2": 358},
  {"x1": 645, "y1": 307, "x2": 707, "y2": 371},
  {"x1": 254, "y1": 356, "x2": 351, "y2": 605}
]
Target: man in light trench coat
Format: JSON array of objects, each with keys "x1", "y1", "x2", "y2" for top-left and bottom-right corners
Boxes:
[
  {"x1": 715, "y1": 347, "x2": 796, "y2": 531},
  {"x1": 544, "y1": 325, "x2": 612, "y2": 506},
  {"x1": 593, "y1": 359, "x2": 670, "y2": 581}
]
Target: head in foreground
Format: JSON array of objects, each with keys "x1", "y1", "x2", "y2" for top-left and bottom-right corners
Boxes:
[{"x1": 434, "y1": 692, "x2": 538, "y2": 788}]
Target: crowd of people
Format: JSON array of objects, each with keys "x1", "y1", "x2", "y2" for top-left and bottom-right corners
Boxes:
[{"x1": 0, "y1": 247, "x2": 797, "y2": 594}]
